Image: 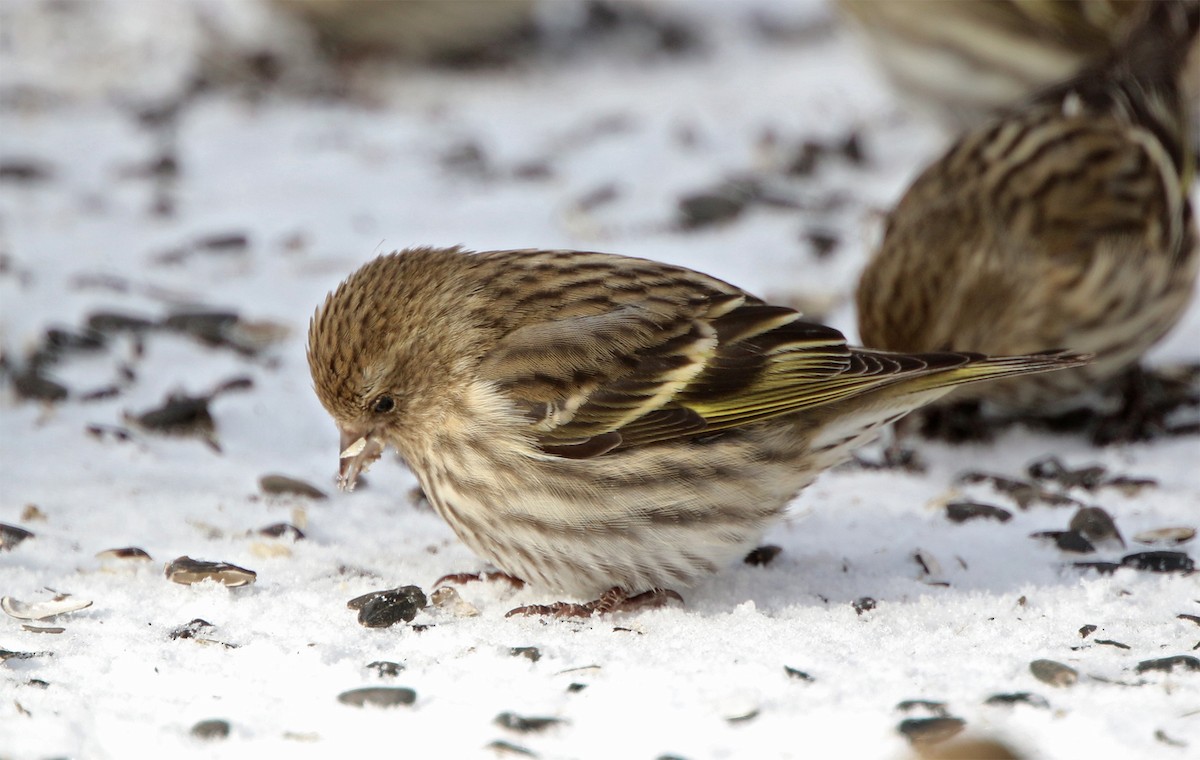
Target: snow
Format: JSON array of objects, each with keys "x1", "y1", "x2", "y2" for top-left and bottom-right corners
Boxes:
[{"x1": 1, "y1": 1, "x2": 1197, "y2": 759}]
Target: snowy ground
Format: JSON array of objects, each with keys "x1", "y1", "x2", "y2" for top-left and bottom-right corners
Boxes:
[{"x1": 1, "y1": 1, "x2": 1197, "y2": 759}]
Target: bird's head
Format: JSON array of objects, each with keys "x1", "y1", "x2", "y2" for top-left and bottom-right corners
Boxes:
[{"x1": 306, "y1": 247, "x2": 490, "y2": 490}]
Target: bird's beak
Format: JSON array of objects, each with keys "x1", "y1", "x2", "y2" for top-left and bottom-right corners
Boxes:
[{"x1": 338, "y1": 428, "x2": 384, "y2": 492}]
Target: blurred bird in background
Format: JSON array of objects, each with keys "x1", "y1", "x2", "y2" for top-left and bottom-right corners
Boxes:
[
  {"x1": 837, "y1": 0, "x2": 1198, "y2": 139},
  {"x1": 855, "y1": 0, "x2": 1199, "y2": 442},
  {"x1": 308, "y1": 246, "x2": 1086, "y2": 614}
]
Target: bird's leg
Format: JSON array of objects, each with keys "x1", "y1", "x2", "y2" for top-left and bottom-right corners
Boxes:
[
  {"x1": 505, "y1": 587, "x2": 684, "y2": 618},
  {"x1": 1091, "y1": 365, "x2": 1170, "y2": 445},
  {"x1": 434, "y1": 571, "x2": 526, "y2": 589},
  {"x1": 918, "y1": 399, "x2": 994, "y2": 442}
]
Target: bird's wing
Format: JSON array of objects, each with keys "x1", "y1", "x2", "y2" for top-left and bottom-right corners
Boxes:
[{"x1": 478, "y1": 295, "x2": 972, "y2": 458}]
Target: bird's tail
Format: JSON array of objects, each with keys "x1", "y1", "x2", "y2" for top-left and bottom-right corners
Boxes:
[{"x1": 863, "y1": 349, "x2": 1093, "y2": 397}]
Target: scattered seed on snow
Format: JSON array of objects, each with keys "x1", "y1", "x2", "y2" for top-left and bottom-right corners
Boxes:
[
  {"x1": 1135, "y1": 655, "x2": 1200, "y2": 674},
  {"x1": 259, "y1": 474, "x2": 327, "y2": 500},
  {"x1": 494, "y1": 712, "x2": 563, "y2": 733},
  {"x1": 784, "y1": 666, "x2": 814, "y2": 682},
  {"x1": 897, "y1": 716, "x2": 965, "y2": 746},
  {"x1": 1030, "y1": 530, "x2": 1095, "y2": 554},
  {"x1": 347, "y1": 585, "x2": 427, "y2": 628},
  {"x1": 365, "y1": 661, "x2": 405, "y2": 678},
  {"x1": 0, "y1": 523, "x2": 34, "y2": 551},
  {"x1": 984, "y1": 692, "x2": 1049, "y2": 709},
  {"x1": 257, "y1": 522, "x2": 306, "y2": 540},
  {"x1": 164, "y1": 556, "x2": 257, "y2": 587},
  {"x1": 1030, "y1": 659, "x2": 1078, "y2": 687},
  {"x1": 2, "y1": 594, "x2": 93, "y2": 621},
  {"x1": 743, "y1": 544, "x2": 782, "y2": 566},
  {"x1": 1132, "y1": 527, "x2": 1195, "y2": 546},
  {"x1": 510, "y1": 647, "x2": 541, "y2": 663},
  {"x1": 336, "y1": 686, "x2": 416, "y2": 708},
  {"x1": 431, "y1": 586, "x2": 480, "y2": 617},
  {"x1": 190, "y1": 719, "x2": 231, "y2": 740},
  {"x1": 1121, "y1": 551, "x2": 1194, "y2": 573},
  {"x1": 944, "y1": 501, "x2": 1012, "y2": 523},
  {"x1": 96, "y1": 546, "x2": 153, "y2": 562}
]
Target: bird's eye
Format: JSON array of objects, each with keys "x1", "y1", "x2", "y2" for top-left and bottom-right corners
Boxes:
[{"x1": 372, "y1": 395, "x2": 396, "y2": 414}]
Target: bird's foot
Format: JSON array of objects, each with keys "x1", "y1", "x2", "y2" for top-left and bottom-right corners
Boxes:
[
  {"x1": 917, "y1": 400, "x2": 997, "y2": 442},
  {"x1": 1090, "y1": 364, "x2": 1198, "y2": 445},
  {"x1": 505, "y1": 587, "x2": 684, "y2": 618},
  {"x1": 433, "y1": 571, "x2": 526, "y2": 590}
]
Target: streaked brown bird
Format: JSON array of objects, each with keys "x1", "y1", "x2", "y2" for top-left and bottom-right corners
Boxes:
[
  {"x1": 856, "y1": 1, "x2": 1198, "y2": 425},
  {"x1": 308, "y1": 247, "x2": 1085, "y2": 614},
  {"x1": 836, "y1": 0, "x2": 1175, "y2": 130}
]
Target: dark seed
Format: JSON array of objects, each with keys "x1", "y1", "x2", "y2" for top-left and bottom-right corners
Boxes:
[
  {"x1": 0, "y1": 523, "x2": 34, "y2": 551},
  {"x1": 677, "y1": 190, "x2": 747, "y2": 229},
  {"x1": 1073, "y1": 560, "x2": 1121, "y2": 574},
  {"x1": 1178, "y1": 614, "x2": 1200, "y2": 626},
  {"x1": 984, "y1": 692, "x2": 1049, "y2": 709},
  {"x1": 1069, "y1": 507, "x2": 1123, "y2": 546},
  {"x1": 958, "y1": 472, "x2": 1079, "y2": 509},
  {"x1": 0, "y1": 159, "x2": 53, "y2": 182},
  {"x1": 945, "y1": 501, "x2": 1012, "y2": 523},
  {"x1": 852, "y1": 597, "x2": 876, "y2": 615},
  {"x1": 1121, "y1": 551, "x2": 1194, "y2": 573},
  {"x1": 1135, "y1": 655, "x2": 1200, "y2": 674},
  {"x1": 1079, "y1": 624, "x2": 1097, "y2": 638},
  {"x1": 12, "y1": 370, "x2": 68, "y2": 402},
  {"x1": 485, "y1": 740, "x2": 535, "y2": 757},
  {"x1": 259, "y1": 474, "x2": 327, "y2": 500},
  {"x1": 1095, "y1": 639, "x2": 1131, "y2": 650},
  {"x1": 784, "y1": 666, "x2": 814, "y2": 682},
  {"x1": 349, "y1": 586, "x2": 427, "y2": 628},
  {"x1": 212, "y1": 376, "x2": 254, "y2": 395},
  {"x1": 1030, "y1": 530, "x2": 1095, "y2": 554},
  {"x1": 1104, "y1": 475, "x2": 1157, "y2": 495},
  {"x1": 365, "y1": 660, "x2": 404, "y2": 678},
  {"x1": 80, "y1": 385, "x2": 122, "y2": 402},
  {"x1": 1027, "y1": 457, "x2": 1108, "y2": 490},
  {"x1": 494, "y1": 712, "x2": 563, "y2": 733},
  {"x1": 169, "y1": 619, "x2": 215, "y2": 640},
  {"x1": 726, "y1": 709, "x2": 759, "y2": 724},
  {"x1": 190, "y1": 719, "x2": 230, "y2": 740},
  {"x1": 85, "y1": 424, "x2": 133, "y2": 442},
  {"x1": 510, "y1": 647, "x2": 541, "y2": 663},
  {"x1": 1155, "y1": 729, "x2": 1187, "y2": 747},
  {"x1": 897, "y1": 717, "x2": 965, "y2": 745},
  {"x1": 804, "y1": 229, "x2": 839, "y2": 259},
  {"x1": 162, "y1": 310, "x2": 239, "y2": 345},
  {"x1": 129, "y1": 394, "x2": 214, "y2": 435},
  {"x1": 567, "y1": 683, "x2": 587, "y2": 693},
  {"x1": 165, "y1": 557, "x2": 256, "y2": 587},
  {"x1": 44, "y1": 326, "x2": 106, "y2": 354},
  {"x1": 194, "y1": 232, "x2": 249, "y2": 252},
  {"x1": 840, "y1": 132, "x2": 866, "y2": 164},
  {"x1": 257, "y1": 523, "x2": 306, "y2": 541},
  {"x1": 1030, "y1": 659, "x2": 1078, "y2": 687},
  {"x1": 743, "y1": 545, "x2": 782, "y2": 566},
  {"x1": 21, "y1": 624, "x2": 65, "y2": 634},
  {"x1": 0, "y1": 648, "x2": 51, "y2": 661},
  {"x1": 336, "y1": 686, "x2": 416, "y2": 708},
  {"x1": 786, "y1": 140, "x2": 824, "y2": 176}
]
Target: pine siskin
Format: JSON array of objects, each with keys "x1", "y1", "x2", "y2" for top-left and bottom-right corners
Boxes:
[
  {"x1": 308, "y1": 246, "x2": 1086, "y2": 610},
  {"x1": 836, "y1": 0, "x2": 1162, "y2": 130},
  {"x1": 856, "y1": 1, "x2": 1199, "y2": 417}
]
